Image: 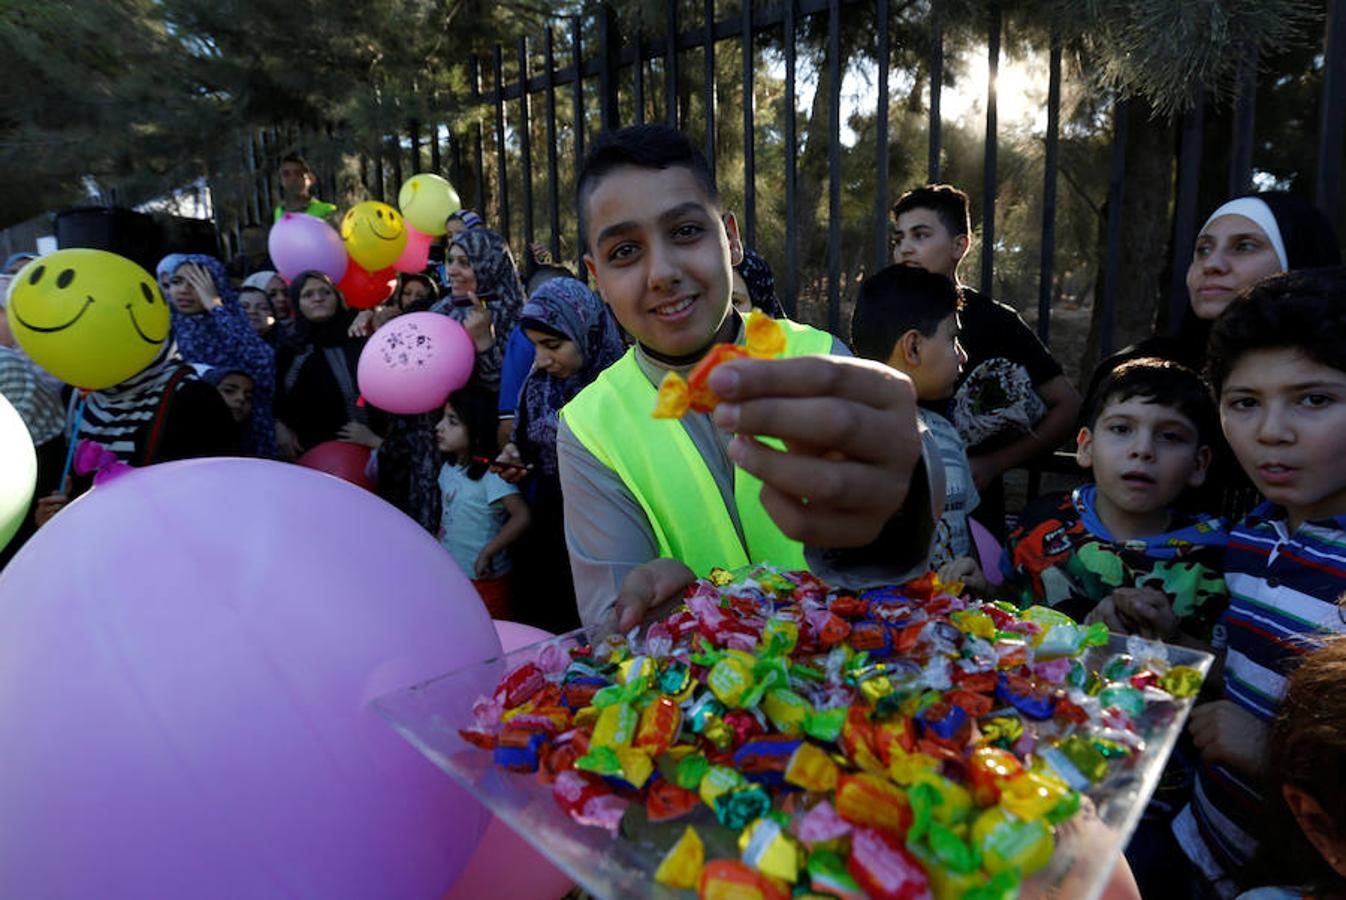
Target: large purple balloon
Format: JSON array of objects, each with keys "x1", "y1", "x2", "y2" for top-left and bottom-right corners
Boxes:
[
  {"x1": 0, "y1": 459, "x2": 499, "y2": 898},
  {"x1": 269, "y1": 212, "x2": 349, "y2": 282},
  {"x1": 358, "y1": 312, "x2": 476, "y2": 415}
]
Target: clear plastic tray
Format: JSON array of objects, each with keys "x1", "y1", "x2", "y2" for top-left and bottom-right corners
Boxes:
[{"x1": 375, "y1": 627, "x2": 1212, "y2": 900}]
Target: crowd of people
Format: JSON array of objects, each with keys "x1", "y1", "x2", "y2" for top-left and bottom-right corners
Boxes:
[{"x1": 3, "y1": 127, "x2": 1346, "y2": 899}]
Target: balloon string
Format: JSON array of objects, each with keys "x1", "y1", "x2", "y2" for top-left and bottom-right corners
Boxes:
[{"x1": 58, "y1": 392, "x2": 87, "y2": 492}]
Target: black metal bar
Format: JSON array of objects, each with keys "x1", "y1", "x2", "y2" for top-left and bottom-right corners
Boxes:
[
  {"x1": 410, "y1": 118, "x2": 422, "y2": 173},
  {"x1": 1169, "y1": 93, "x2": 1205, "y2": 336},
  {"x1": 1102, "y1": 98, "x2": 1128, "y2": 356},
  {"x1": 827, "y1": 0, "x2": 841, "y2": 334},
  {"x1": 518, "y1": 36, "x2": 535, "y2": 250},
  {"x1": 666, "y1": 2, "x2": 679, "y2": 128},
  {"x1": 784, "y1": 0, "x2": 798, "y2": 317},
  {"x1": 1037, "y1": 30, "x2": 1061, "y2": 344},
  {"x1": 980, "y1": 4, "x2": 1000, "y2": 297},
  {"x1": 374, "y1": 141, "x2": 385, "y2": 203},
  {"x1": 475, "y1": 120, "x2": 487, "y2": 215},
  {"x1": 704, "y1": 0, "x2": 716, "y2": 171},
  {"x1": 1317, "y1": 0, "x2": 1346, "y2": 224},
  {"x1": 599, "y1": 5, "x2": 620, "y2": 132},
  {"x1": 391, "y1": 132, "x2": 404, "y2": 195},
  {"x1": 742, "y1": 0, "x2": 756, "y2": 249},
  {"x1": 451, "y1": 130, "x2": 464, "y2": 195},
  {"x1": 1228, "y1": 45, "x2": 1258, "y2": 196},
  {"x1": 874, "y1": 0, "x2": 891, "y2": 272},
  {"x1": 928, "y1": 8, "x2": 942, "y2": 182},
  {"x1": 545, "y1": 27, "x2": 562, "y2": 261},
  {"x1": 634, "y1": 15, "x2": 646, "y2": 125},
  {"x1": 431, "y1": 122, "x2": 442, "y2": 174},
  {"x1": 572, "y1": 16, "x2": 585, "y2": 268},
  {"x1": 494, "y1": 44, "x2": 510, "y2": 242},
  {"x1": 572, "y1": 17, "x2": 585, "y2": 167}
]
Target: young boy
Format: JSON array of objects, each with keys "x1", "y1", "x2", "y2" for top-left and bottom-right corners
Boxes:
[
  {"x1": 1002, "y1": 358, "x2": 1228, "y2": 643},
  {"x1": 891, "y1": 184, "x2": 1081, "y2": 538},
  {"x1": 851, "y1": 264, "x2": 977, "y2": 571},
  {"x1": 1174, "y1": 268, "x2": 1346, "y2": 896},
  {"x1": 557, "y1": 124, "x2": 938, "y2": 630}
]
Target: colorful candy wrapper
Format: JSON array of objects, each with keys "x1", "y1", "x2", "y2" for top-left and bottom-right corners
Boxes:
[
  {"x1": 716, "y1": 783, "x2": 773, "y2": 829},
  {"x1": 744, "y1": 310, "x2": 787, "y2": 358},
  {"x1": 807, "y1": 848, "x2": 866, "y2": 900},
  {"x1": 653, "y1": 371, "x2": 690, "y2": 419},
  {"x1": 971, "y1": 806, "x2": 1054, "y2": 877},
  {"x1": 848, "y1": 826, "x2": 933, "y2": 900},
  {"x1": 655, "y1": 824, "x2": 705, "y2": 889},
  {"x1": 784, "y1": 741, "x2": 840, "y2": 792},
  {"x1": 494, "y1": 661, "x2": 546, "y2": 709},
  {"x1": 591, "y1": 702, "x2": 638, "y2": 748},
  {"x1": 793, "y1": 799, "x2": 853, "y2": 844},
  {"x1": 834, "y1": 773, "x2": 913, "y2": 837},
  {"x1": 699, "y1": 859, "x2": 791, "y2": 900},
  {"x1": 740, "y1": 816, "x2": 805, "y2": 883},
  {"x1": 634, "y1": 695, "x2": 682, "y2": 755}
]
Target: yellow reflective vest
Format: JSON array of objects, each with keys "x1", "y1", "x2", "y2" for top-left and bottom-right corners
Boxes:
[{"x1": 561, "y1": 319, "x2": 835, "y2": 577}]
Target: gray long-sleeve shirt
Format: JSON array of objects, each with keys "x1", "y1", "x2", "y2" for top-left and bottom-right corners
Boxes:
[{"x1": 557, "y1": 325, "x2": 944, "y2": 628}]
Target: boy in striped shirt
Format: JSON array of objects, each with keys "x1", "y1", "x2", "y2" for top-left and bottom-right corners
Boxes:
[{"x1": 1174, "y1": 268, "x2": 1346, "y2": 897}]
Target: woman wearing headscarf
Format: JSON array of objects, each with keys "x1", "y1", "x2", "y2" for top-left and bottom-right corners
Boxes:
[
  {"x1": 1084, "y1": 190, "x2": 1342, "y2": 520},
  {"x1": 430, "y1": 227, "x2": 526, "y2": 394},
  {"x1": 32, "y1": 342, "x2": 236, "y2": 528},
  {"x1": 731, "y1": 249, "x2": 786, "y2": 318},
  {"x1": 494, "y1": 277, "x2": 625, "y2": 632},
  {"x1": 158, "y1": 254, "x2": 277, "y2": 457},
  {"x1": 274, "y1": 271, "x2": 384, "y2": 459}
]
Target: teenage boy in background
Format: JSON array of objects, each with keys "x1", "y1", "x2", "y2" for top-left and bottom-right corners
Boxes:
[{"x1": 892, "y1": 184, "x2": 1082, "y2": 538}]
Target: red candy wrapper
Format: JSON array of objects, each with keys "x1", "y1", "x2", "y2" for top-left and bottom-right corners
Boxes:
[{"x1": 848, "y1": 827, "x2": 933, "y2": 900}]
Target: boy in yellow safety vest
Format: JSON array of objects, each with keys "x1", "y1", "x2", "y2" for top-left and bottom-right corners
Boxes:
[{"x1": 557, "y1": 124, "x2": 942, "y2": 630}]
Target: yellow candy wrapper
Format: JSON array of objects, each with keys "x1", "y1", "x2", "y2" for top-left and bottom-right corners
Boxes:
[
  {"x1": 652, "y1": 371, "x2": 690, "y2": 419},
  {"x1": 655, "y1": 825, "x2": 705, "y2": 889},
  {"x1": 744, "y1": 310, "x2": 786, "y2": 358},
  {"x1": 739, "y1": 817, "x2": 804, "y2": 883}
]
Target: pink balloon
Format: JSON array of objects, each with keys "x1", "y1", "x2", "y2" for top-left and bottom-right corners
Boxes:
[
  {"x1": 358, "y1": 312, "x2": 475, "y2": 415},
  {"x1": 393, "y1": 225, "x2": 435, "y2": 274},
  {"x1": 443, "y1": 621, "x2": 571, "y2": 900},
  {"x1": 0, "y1": 459, "x2": 500, "y2": 898},
  {"x1": 971, "y1": 517, "x2": 1005, "y2": 586},
  {"x1": 269, "y1": 212, "x2": 349, "y2": 282}
]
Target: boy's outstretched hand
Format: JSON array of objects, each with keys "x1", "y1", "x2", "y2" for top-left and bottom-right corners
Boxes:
[
  {"x1": 1189, "y1": 700, "x2": 1269, "y2": 776},
  {"x1": 938, "y1": 556, "x2": 991, "y2": 596},
  {"x1": 614, "y1": 558, "x2": 697, "y2": 632},
  {"x1": 707, "y1": 355, "x2": 922, "y2": 548}
]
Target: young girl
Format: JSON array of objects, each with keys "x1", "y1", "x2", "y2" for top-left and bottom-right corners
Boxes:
[
  {"x1": 434, "y1": 388, "x2": 530, "y2": 619},
  {"x1": 1240, "y1": 637, "x2": 1346, "y2": 900}
]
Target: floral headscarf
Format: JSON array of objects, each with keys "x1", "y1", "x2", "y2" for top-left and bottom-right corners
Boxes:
[
  {"x1": 429, "y1": 227, "x2": 526, "y2": 390},
  {"x1": 158, "y1": 253, "x2": 276, "y2": 456},
  {"x1": 515, "y1": 277, "x2": 626, "y2": 475}
]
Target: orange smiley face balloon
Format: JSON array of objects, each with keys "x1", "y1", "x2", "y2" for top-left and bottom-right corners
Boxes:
[{"x1": 7, "y1": 249, "x2": 170, "y2": 390}]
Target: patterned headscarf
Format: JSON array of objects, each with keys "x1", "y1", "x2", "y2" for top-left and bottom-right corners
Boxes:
[
  {"x1": 515, "y1": 277, "x2": 626, "y2": 475},
  {"x1": 79, "y1": 342, "x2": 188, "y2": 462},
  {"x1": 736, "y1": 249, "x2": 784, "y2": 318},
  {"x1": 159, "y1": 253, "x2": 277, "y2": 457},
  {"x1": 429, "y1": 227, "x2": 526, "y2": 390}
]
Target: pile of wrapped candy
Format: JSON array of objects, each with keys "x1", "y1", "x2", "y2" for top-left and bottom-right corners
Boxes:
[{"x1": 461, "y1": 566, "x2": 1204, "y2": 899}]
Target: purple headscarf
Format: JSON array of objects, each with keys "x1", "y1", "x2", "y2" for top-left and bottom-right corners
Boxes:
[{"x1": 515, "y1": 277, "x2": 626, "y2": 475}]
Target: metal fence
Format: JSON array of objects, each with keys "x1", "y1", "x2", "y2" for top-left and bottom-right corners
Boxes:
[{"x1": 234, "y1": 0, "x2": 1345, "y2": 357}]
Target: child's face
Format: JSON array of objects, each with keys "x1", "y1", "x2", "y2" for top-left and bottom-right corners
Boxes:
[
  {"x1": 889, "y1": 313, "x2": 966, "y2": 402},
  {"x1": 435, "y1": 403, "x2": 469, "y2": 455},
  {"x1": 1078, "y1": 396, "x2": 1209, "y2": 518},
  {"x1": 1221, "y1": 348, "x2": 1346, "y2": 528},
  {"x1": 216, "y1": 373, "x2": 254, "y2": 424},
  {"x1": 266, "y1": 276, "x2": 292, "y2": 321},
  {"x1": 167, "y1": 269, "x2": 206, "y2": 315},
  {"x1": 583, "y1": 165, "x2": 738, "y2": 359},
  {"x1": 239, "y1": 290, "x2": 272, "y2": 333},
  {"x1": 892, "y1": 208, "x2": 968, "y2": 281},
  {"x1": 400, "y1": 279, "x2": 430, "y2": 308},
  {"x1": 1187, "y1": 214, "x2": 1283, "y2": 321},
  {"x1": 279, "y1": 162, "x2": 313, "y2": 200},
  {"x1": 525, "y1": 328, "x2": 583, "y2": 379}
]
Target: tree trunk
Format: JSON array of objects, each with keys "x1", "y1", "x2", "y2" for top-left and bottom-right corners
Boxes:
[{"x1": 1081, "y1": 98, "x2": 1175, "y2": 381}]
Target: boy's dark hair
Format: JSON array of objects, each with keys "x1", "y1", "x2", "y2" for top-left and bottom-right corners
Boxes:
[
  {"x1": 1256, "y1": 635, "x2": 1346, "y2": 896},
  {"x1": 850, "y1": 264, "x2": 962, "y2": 363},
  {"x1": 1206, "y1": 268, "x2": 1346, "y2": 396},
  {"x1": 891, "y1": 184, "x2": 971, "y2": 238},
  {"x1": 1084, "y1": 357, "x2": 1218, "y2": 446},
  {"x1": 446, "y1": 387, "x2": 499, "y2": 480},
  {"x1": 525, "y1": 263, "x2": 576, "y2": 296},
  {"x1": 279, "y1": 153, "x2": 313, "y2": 177},
  {"x1": 576, "y1": 124, "x2": 719, "y2": 247}
]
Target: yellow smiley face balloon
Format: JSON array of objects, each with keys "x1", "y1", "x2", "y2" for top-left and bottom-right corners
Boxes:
[
  {"x1": 7, "y1": 249, "x2": 170, "y2": 390},
  {"x1": 397, "y1": 174, "x2": 461, "y2": 236},
  {"x1": 340, "y1": 201, "x2": 408, "y2": 271}
]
